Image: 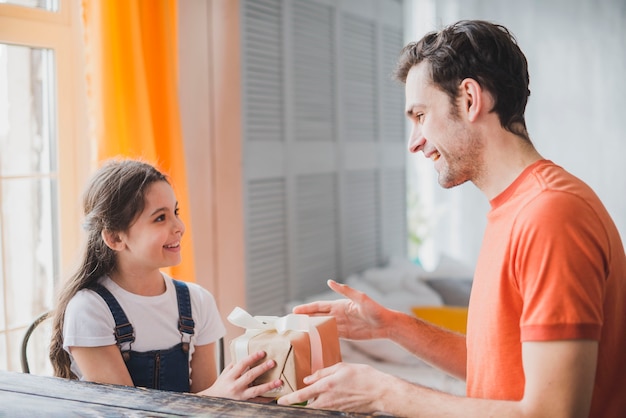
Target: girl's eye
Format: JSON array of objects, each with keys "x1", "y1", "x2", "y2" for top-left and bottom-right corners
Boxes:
[
  {"x1": 174, "y1": 208, "x2": 180, "y2": 217},
  {"x1": 155, "y1": 214, "x2": 165, "y2": 222}
]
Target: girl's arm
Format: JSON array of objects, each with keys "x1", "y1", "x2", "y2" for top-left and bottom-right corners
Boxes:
[
  {"x1": 69, "y1": 345, "x2": 134, "y2": 386},
  {"x1": 189, "y1": 342, "x2": 218, "y2": 392}
]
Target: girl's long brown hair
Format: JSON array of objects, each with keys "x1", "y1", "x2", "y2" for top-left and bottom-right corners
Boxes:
[{"x1": 49, "y1": 159, "x2": 167, "y2": 378}]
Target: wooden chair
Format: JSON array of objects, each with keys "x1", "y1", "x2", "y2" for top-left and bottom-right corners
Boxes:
[
  {"x1": 20, "y1": 311, "x2": 51, "y2": 374},
  {"x1": 218, "y1": 337, "x2": 225, "y2": 373}
]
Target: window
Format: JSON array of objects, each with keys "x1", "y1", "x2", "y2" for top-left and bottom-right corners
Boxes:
[
  {"x1": 0, "y1": 0, "x2": 58, "y2": 12},
  {"x1": 0, "y1": 0, "x2": 88, "y2": 373}
]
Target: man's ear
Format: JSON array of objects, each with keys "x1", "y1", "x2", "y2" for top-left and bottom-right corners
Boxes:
[
  {"x1": 460, "y1": 78, "x2": 486, "y2": 122},
  {"x1": 101, "y1": 229, "x2": 125, "y2": 251}
]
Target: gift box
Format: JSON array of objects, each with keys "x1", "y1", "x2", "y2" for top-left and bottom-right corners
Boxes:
[{"x1": 227, "y1": 307, "x2": 342, "y2": 397}]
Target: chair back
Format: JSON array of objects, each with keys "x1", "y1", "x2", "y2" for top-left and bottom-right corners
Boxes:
[
  {"x1": 21, "y1": 311, "x2": 53, "y2": 374},
  {"x1": 218, "y1": 337, "x2": 225, "y2": 373}
]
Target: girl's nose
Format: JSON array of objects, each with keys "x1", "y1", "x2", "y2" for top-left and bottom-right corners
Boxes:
[{"x1": 174, "y1": 216, "x2": 185, "y2": 235}]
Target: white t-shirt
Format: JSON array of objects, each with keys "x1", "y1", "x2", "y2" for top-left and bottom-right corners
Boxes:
[{"x1": 63, "y1": 273, "x2": 226, "y2": 380}]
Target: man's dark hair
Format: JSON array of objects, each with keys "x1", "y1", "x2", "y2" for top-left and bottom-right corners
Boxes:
[{"x1": 394, "y1": 20, "x2": 531, "y2": 140}]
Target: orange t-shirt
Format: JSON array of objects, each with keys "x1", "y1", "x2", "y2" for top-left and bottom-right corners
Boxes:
[{"x1": 467, "y1": 160, "x2": 626, "y2": 417}]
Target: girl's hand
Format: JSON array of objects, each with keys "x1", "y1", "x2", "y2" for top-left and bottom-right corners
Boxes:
[{"x1": 199, "y1": 350, "x2": 281, "y2": 400}]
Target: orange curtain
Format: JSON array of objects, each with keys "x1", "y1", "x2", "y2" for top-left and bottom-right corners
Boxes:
[{"x1": 82, "y1": 0, "x2": 195, "y2": 282}]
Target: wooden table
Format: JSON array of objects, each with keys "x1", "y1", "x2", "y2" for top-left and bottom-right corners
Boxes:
[{"x1": 0, "y1": 371, "x2": 387, "y2": 417}]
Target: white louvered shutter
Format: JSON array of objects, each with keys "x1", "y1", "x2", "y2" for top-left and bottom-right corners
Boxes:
[{"x1": 242, "y1": 0, "x2": 405, "y2": 315}]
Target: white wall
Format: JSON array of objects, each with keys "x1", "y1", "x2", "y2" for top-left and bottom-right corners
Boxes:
[{"x1": 406, "y1": 0, "x2": 626, "y2": 271}]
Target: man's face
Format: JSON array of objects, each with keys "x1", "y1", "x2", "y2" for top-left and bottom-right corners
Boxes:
[{"x1": 404, "y1": 62, "x2": 484, "y2": 189}]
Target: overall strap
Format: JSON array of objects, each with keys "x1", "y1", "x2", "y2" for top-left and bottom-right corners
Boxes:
[
  {"x1": 92, "y1": 284, "x2": 135, "y2": 348},
  {"x1": 172, "y1": 280, "x2": 195, "y2": 338}
]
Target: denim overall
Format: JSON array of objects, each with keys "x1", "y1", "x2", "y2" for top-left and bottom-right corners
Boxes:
[{"x1": 93, "y1": 280, "x2": 195, "y2": 392}]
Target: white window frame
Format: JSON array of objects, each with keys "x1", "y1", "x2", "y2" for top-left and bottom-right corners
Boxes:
[{"x1": 0, "y1": 0, "x2": 90, "y2": 372}]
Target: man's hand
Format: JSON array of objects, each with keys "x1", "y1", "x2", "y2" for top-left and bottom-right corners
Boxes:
[
  {"x1": 291, "y1": 280, "x2": 392, "y2": 340},
  {"x1": 277, "y1": 362, "x2": 396, "y2": 413}
]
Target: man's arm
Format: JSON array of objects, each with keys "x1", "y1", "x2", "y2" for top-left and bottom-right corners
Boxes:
[
  {"x1": 278, "y1": 339, "x2": 597, "y2": 417},
  {"x1": 293, "y1": 280, "x2": 468, "y2": 379},
  {"x1": 385, "y1": 309, "x2": 467, "y2": 380}
]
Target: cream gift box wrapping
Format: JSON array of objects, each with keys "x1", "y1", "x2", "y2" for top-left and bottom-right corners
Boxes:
[{"x1": 227, "y1": 307, "x2": 342, "y2": 398}]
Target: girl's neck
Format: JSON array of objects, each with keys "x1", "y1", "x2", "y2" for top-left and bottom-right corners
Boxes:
[{"x1": 108, "y1": 269, "x2": 166, "y2": 296}]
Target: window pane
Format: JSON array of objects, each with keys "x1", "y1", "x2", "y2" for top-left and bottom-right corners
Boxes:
[
  {"x1": 0, "y1": 45, "x2": 56, "y2": 176},
  {"x1": 0, "y1": 0, "x2": 58, "y2": 12},
  {"x1": 0, "y1": 42, "x2": 58, "y2": 371},
  {"x1": 2, "y1": 177, "x2": 57, "y2": 328}
]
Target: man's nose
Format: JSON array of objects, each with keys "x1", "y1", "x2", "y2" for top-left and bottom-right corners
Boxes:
[{"x1": 408, "y1": 124, "x2": 425, "y2": 153}]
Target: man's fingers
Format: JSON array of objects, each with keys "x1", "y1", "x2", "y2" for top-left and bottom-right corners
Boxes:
[
  {"x1": 303, "y1": 362, "x2": 341, "y2": 384},
  {"x1": 276, "y1": 363, "x2": 340, "y2": 406},
  {"x1": 292, "y1": 280, "x2": 368, "y2": 317},
  {"x1": 277, "y1": 385, "x2": 319, "y2": 406},
  {"x1": 292, "y1": 301, "x2": 333, "y2": 315},
  {"x1": 327, "y1": 279, "x2": 364, "y2": 301}
]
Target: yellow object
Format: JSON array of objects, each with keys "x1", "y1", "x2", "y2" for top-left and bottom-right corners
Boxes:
[
  {"x1": 411, "y1": 306, "x2": 469, "y2": 334},
  {"x1": 82, "y1": 0, "x2": 195, "y2": 282}
]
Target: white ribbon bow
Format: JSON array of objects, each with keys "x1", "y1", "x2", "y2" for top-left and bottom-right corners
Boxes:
[{"x1": 227, "y1": 307, "x2": 324, "y2": 374}]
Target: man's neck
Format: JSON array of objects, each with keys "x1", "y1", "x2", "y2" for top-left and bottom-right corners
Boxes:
[{"x1": 475, "y1": 132, "x2": 543, "y2": 200}]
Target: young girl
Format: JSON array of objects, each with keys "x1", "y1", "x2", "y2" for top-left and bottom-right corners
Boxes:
[{"x1": 49, "y1": 159, "x2": 282, "y2": 398}]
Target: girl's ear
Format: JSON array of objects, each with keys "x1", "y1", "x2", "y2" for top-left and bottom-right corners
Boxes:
[{"x1": 101, "y1": 229, "x2": 125, "y2": 251}]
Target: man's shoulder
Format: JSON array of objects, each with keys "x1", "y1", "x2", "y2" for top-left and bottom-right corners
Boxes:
[
  {"x1": 514, "y1": 161, "x2": 603, "y2": 215},
  {"x1": 531, "y1": 160, "x2": 596, "y2": 196}
]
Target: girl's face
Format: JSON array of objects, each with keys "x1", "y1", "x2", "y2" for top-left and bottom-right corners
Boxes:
[{"x1": 116, "y1": 181, "x2": 185, "y2": 274}]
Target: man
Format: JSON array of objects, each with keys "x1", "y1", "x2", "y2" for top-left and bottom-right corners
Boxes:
[{"x1": 277, "y1": 20, "x2": 626, "y2": 417}]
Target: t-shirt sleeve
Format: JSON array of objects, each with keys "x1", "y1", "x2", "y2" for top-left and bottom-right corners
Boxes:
[
  {"x1": 63, "y1": 289, "x2": 117, "y2": 352},
  {"x1": 515, "y1": 191, "x2": 606, "y2": 341},
  {"x1": 188, "y1": 283, "x2": 226, "y2": 347}
]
